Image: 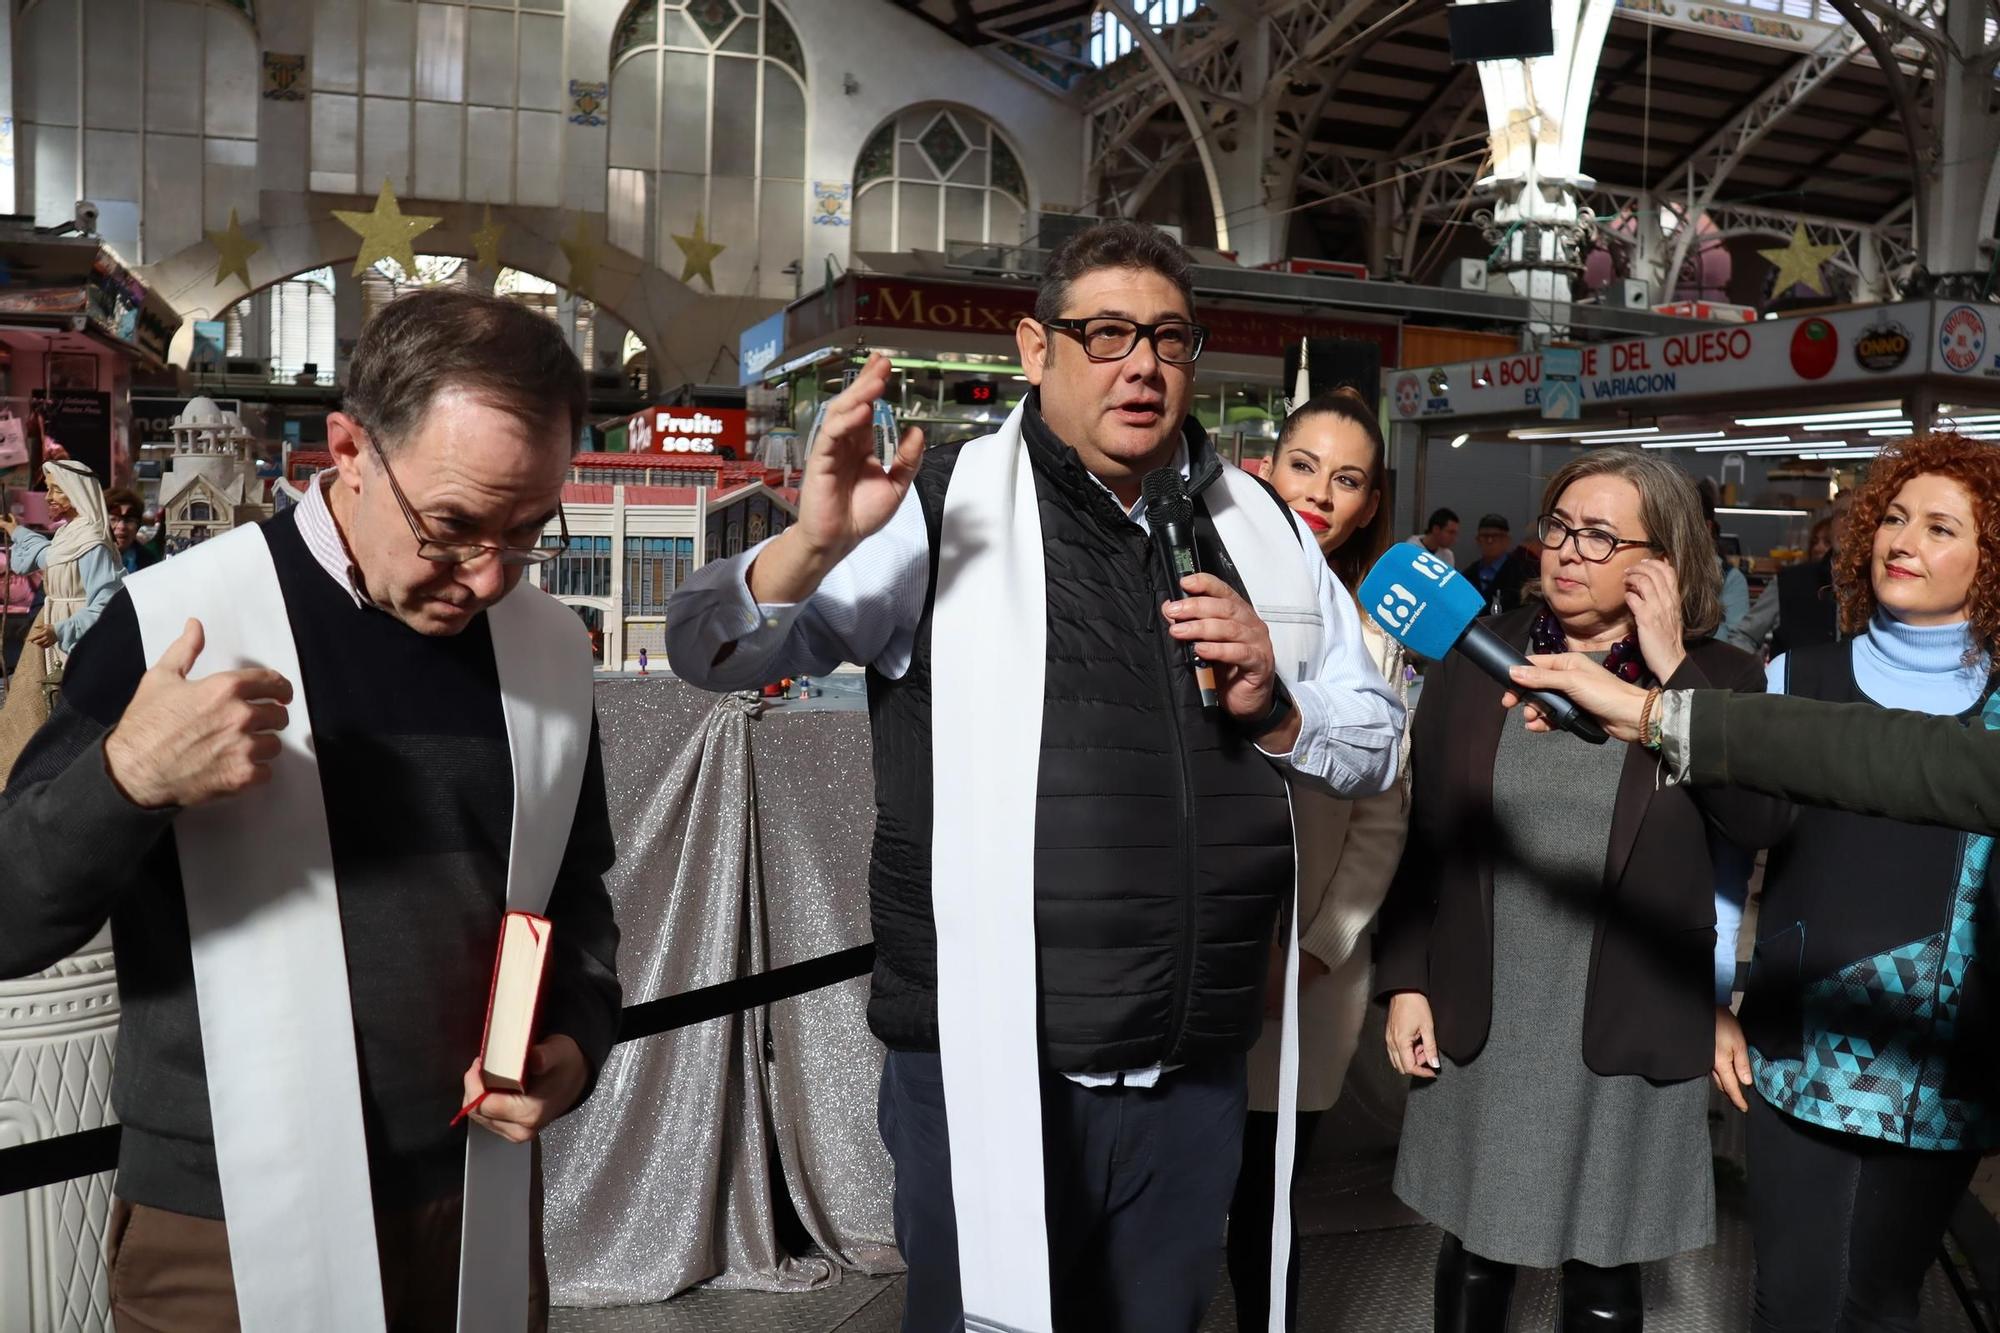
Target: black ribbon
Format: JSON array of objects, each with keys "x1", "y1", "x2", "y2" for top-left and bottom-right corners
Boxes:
[{"x1": 0, "y1": 943, "x2": 877, "y2": 1198}]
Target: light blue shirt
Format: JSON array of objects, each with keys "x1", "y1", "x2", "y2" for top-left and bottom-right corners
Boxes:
[
  {"x1": 7, "y1": 527, "x2": 122, "y2": 653},
  {"x1": 1716, "y1": 612, "x2": 1990, "y2": 997}
]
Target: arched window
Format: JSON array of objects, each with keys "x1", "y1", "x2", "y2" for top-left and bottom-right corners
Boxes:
[
  {"x1": 607, "y1": 0, "x2": 807, "y2": 299},
  {"x1": 216, "y1": 267, "x2": 336, "y2": 381},
  {"x1": 362, "y1": 256, "x2": 473, "y2": 323},
  {"x1": 854, "y1": 106, "x2": 1028, "y2": 254},
  {"x1": 187, "y1": 501, "x2": 214, "y2": 522}
]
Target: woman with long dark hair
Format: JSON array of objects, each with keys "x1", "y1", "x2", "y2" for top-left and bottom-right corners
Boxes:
[
  {"x1": 1738, "y1": 432, "x2": 2000, "y2": 1332},
  {"x1": 1225, "y1": 386, "x2": 1410, "y2": 1332}
]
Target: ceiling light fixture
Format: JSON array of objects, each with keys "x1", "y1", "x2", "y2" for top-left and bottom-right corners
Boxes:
[
  {"x1": 1688, "y1": 436, "x2": 1803, "y2": 451},
  {"x1": 1734, "y1": 408, "x2": 1903, "y2": 427}
]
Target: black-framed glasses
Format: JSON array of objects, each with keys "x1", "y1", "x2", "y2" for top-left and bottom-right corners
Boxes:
[
  {"x1": 363, "y1": 428, "x2": 569, "y2": 566},
  {"x1": 1537, "y1": 514, "x2": 1660, "y2": 564},
  {"x1": 1041, "y1": 317, "x2": 1208, "y2": 365}
]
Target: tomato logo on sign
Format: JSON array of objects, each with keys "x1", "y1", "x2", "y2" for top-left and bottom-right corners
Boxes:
[
  {"x1": 1788, "y1": 318, "x2": 1838, "y2": 380},
  {"x1": 1939, "y1": 306, "x2": 1987, "y2": 374}
]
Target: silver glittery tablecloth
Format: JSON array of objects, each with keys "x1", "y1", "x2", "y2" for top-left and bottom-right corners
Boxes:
[{"x1": 541, "y1": 678, "x2": 899, "y2": 1307}]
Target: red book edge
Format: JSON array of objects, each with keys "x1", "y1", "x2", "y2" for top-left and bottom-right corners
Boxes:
[{"x1": 475, "y1": 909, "x2": 554, "y2": 1094}]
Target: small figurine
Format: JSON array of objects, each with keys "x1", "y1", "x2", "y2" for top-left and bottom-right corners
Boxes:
[{"x1": 637, "y1": 646, "x2": 649, "y2": 676}]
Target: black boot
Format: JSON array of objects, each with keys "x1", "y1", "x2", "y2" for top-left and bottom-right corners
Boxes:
[
  {"x1": 1558, "y1": 1259, "x2": 1642, "y2": 1331},
  {"x1": 1435, "y1": 1232, "x2": 1517, "y2": 1333}
]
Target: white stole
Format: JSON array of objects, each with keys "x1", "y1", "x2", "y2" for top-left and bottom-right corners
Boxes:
[
  {"x1": 930, "y1": 406, "x2": 1322, "y2": 1333},
  {"x1": 125, "y1": 524, "x2": 594, "y2": 1333}
]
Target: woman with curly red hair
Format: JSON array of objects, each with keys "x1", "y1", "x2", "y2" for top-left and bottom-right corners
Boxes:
[{"x1": 1737, "y1": 432, "x2": 2000, "y2": 1332}]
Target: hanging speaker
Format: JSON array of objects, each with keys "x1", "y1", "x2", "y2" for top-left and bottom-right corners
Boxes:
[
  {"x1": 1284, "y1": 338, "x2": 1383, "y2": 414},
  {"x1": 1446, "y1": 0, "x2": 1556, "y2": 62}
]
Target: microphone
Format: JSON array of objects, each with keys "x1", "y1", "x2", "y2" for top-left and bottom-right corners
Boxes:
[
  {"x1": 1142, "y1": 468, "x2": 1221, "y2": 712},
  {"x1": 1359, "y1": 544, "x2": 1609, "y2": 744}
]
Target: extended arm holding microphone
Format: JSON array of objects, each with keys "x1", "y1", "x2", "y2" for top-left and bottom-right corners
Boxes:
[{"x1": 1505, "y1": 655, "x2": 2000, "y2": 836}]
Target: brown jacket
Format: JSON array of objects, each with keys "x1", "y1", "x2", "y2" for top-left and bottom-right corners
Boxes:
[{"x1": 1374, "y1": 605, "x2": 1791, "y2": 1082}]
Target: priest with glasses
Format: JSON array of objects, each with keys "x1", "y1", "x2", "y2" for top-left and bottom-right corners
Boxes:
[{"x1": 0, "y1": 288, "x2": 621, "y2": 1333}]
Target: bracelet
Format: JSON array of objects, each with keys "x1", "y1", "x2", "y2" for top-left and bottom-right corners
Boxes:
[{"x1": 1639, "y1": 686, "x2": 1664, "y2": 751}]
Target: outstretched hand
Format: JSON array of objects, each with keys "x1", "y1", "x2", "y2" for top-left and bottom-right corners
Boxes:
[{"x1": 1500, "y1": 653, "x2": 1651, "y2": 742}]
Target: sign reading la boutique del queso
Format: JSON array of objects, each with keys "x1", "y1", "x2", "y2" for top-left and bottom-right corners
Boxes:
[
  {"x1": 1387, "y1": 301, "x2": 1994, "y2": 421},
  {"x1": 628, "y1": 405, "x2": 750, "y2": 455}
]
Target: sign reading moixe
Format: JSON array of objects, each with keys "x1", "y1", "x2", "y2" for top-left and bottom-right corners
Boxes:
[
  {"x1": 628, "y1": 406, "x2": 749, "y2": 455},
  {"x1": 815, "y1": 276, "x2": 1403, "y2": 365}
]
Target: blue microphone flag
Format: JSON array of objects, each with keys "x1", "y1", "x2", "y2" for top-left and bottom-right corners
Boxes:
[{"x1": 1358, "y1": 544, "x2": 1486, "y2": 662}]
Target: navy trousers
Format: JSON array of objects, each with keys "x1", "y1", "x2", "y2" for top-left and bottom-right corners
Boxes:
[{"x1": 878, "y1": 1049, "x2": 1248, "y2": 1333}]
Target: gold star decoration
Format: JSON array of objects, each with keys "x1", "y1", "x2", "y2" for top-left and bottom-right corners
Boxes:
[
  {"x1": 557, "y1": 213, "x2": 602, "y2": 293},
  {"x1": 331, "y1": 180, "x2": 444, "y2": 278},
  {"x1": 470, "y1": 205, "x2": 505, "y2": 274},
  {"x1": 205, "y1": 209, "x2": 261, "y2": 292},
  {"x1": 670, "y1": 214, "x2": 726, "y2": 291},
  {"x1": 1759, "y1": 222, "x2": 1840, "y2": 297}
]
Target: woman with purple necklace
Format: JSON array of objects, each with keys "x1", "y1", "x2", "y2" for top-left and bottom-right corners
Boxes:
[{"x1": 1375, "y1": 447, "x2": 1791, "y2": 1331}]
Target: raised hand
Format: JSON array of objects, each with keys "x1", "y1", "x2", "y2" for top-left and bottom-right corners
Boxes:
[
  {"x1": 1624, "y1": 558, "x2": 1687, "y2": 683},
  {"x1": 749, "y1": 354, "x2": 925, "y2": 605},
  {"x1": 102, "y1": 618, "x2": 296, "y2": 809}
]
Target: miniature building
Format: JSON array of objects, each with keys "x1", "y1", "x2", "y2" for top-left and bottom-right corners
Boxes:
[
  {"x1": 533, "y1": 452, "x2": 799, "y2": 670},
  {"x1": 158, "y1": 396, "x2": 269, "y2": 555}
]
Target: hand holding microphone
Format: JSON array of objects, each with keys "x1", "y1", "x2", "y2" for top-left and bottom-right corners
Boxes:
[
  {"x1": 1359, "y1": 545, "x2": 1609, "y2": 744},
  {"x1": 1148, "y1": 468, "x2": 1296, "y2": 747}
]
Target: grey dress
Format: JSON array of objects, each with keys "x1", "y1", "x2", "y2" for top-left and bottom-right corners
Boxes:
[{"x1": 1392, "y1": 710, "x2": 1716, "y2": 1268}]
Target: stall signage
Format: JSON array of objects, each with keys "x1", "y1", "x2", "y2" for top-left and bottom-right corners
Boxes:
[
  {"x1": 1938, "y1": 305, "x2": 1989, "y2": 375},
  {"x1": 737, "y1": 311, "x2": 786, "y2": 386},
  {"x1": 823, "y1": 275, "x2": 1403, "y2": 365},
  {"x1": 1854, "y1": 318, "x2": 1912, "y2": 373},
  {"x1": 1386, "y1": 302, "x2": 1974, "y2": 419},
  {"x1": 628, "y1": 405, "x2": 749, "y2": 455}
]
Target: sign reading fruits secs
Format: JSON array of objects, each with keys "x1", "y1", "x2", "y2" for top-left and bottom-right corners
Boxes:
[{"x1": 1789, "y1": 317, "x2": 1838, "y2": 380}]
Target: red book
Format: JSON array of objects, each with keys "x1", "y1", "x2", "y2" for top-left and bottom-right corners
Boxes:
[{"x1": 477, "y1": 911, "x2": 553, "y2": 1093}]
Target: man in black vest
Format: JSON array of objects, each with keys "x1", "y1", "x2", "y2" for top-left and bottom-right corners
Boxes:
[{"x1": 667, "y1": 221, "x2": 1402, "y2": 1330}]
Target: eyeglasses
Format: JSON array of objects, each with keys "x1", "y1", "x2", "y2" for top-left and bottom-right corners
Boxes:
[
  {"x1": 1536, "y1": 514, "x2": 1661, "y2": 564},
  {"x1": 363, "y1": 428, "x2": 568, "y2": 566},
  {"x1": 1041, "y1": 317, "x2": 1208, "y2": 365}
]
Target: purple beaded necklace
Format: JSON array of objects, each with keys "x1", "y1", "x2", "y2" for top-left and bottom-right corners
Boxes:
[{"x1": 1528, "y1": 606, "x2": 1657, "y2": 687}]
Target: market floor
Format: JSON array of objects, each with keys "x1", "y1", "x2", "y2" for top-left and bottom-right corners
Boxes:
[{"x1": 550, "y1": 1138, "x2": 1990, "y2": 1333}]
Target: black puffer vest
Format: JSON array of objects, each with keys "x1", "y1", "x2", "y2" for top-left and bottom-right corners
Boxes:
[{"x1": 864, "y1": 403, "x2": 1297, "y2": 1073}]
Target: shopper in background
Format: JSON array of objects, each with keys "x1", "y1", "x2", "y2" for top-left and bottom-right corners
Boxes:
[
  {"x1": 1468, "y1": 513, "x2": 1535, "y2": 615},
  {"x1": 0, "y1": 541, "x2": 38, "y2": 676},
  {"x1": 1409, "y1": 507, "x2": 1460, "y2": 568},
  {"x1": 103, "y1": 488, "x2": 158, "y2": 575},
  {"x1": 1229, "y1": 385, "x2": 1411, "y2": 1333},
  {"x1": 1732, "y1": 497, "x2": 1851, "y2": 656}
]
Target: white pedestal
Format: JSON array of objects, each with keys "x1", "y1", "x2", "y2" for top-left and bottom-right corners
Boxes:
[{"x1": 0, "y1": 939, "x2": 119, "y2": 1332}]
